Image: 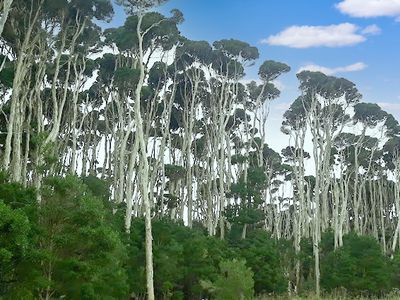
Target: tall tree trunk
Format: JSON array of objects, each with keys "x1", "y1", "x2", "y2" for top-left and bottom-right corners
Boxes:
[
  {"x1": 0, "y1": 0, "x2": 13, "y2": 37},
  {"x1": 136, "y1": 14, "x2": 154, "y2": 300}
]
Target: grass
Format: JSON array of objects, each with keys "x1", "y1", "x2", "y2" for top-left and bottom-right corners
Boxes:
[
  {"x1": 255, "y1": 287, "x2": 400, "y2": 299},
  {"x1": 256, "y1": 294, "x2": 400, "y2": 300}
]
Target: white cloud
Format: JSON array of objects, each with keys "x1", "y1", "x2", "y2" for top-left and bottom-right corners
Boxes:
[
  {"x1": 361, "y1": 24, "x2": 382, "y2": 35},
  {"x1": 298, "y1": 65, "x2": 336, "y2": 75},
  {"x1": 272, "y1": 80, "x2": 285, "y2": 92},
  {"x1": 377, "y1": 102, "x2": 400, "y2": 111},
  {"x1": 336, "y1": 0, "x2": 400, "y2": 18},
  {"x1": 298, "y1": 62, "x2": 367, "y2": 75},
  {"x1": 262, "y1": 23, "x2": 367, "y2": 48}
]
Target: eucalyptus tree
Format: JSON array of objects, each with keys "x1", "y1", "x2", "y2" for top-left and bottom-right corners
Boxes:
[
  {"x1": 377, "y1": 114, "x2": 400, "y2": 255},
  {"x1": 206, "y1": 39, "x2": 259, "y2": 239},
  {"x1": 2, "y1": 0, "x2": 45, "y2": 177},
  {"x1": 174, "y1": 39, "x2": 213, "y2": 228},
  {"x1": 1, "y1": 0, "x2": 113, "y2": 190},
  {"x1": 350, "y1": 103, "x2": 387, "y2": 233},
  {"x1": 281, "y1": 96, "x2": 311, "y2": 291},
  {"x1": 294, "y1": 71, "x2": 361, "y2": 296},
  {"x1": 383, "y1": 135, "x2": 400, "y2": 255},
  {"x1": 65, "y1": 23, "x2": 103, "y2": 176},
  {"x1": 109, "y1": 1, "x2": 183, "y2": 298},
  {"x1": 332, "y1": 132, "x2": 358, "y2": 247},
  {"x1": 240, "y1": 61, "x2": 290, "y2": 236},
  {"x1": 253, "y1": 60, "x2": 290, "y2": 165},
  {"x1": 34, "y1": 1, "x2": 112, "y2": 203},
  {"x1": 104, "y1": 8, "x2": 181, "y2": 202}
]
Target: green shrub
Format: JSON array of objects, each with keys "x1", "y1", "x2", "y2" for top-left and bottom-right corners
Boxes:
[{"x1": 321, "y1": 233, "x2": 391, "y2": 296}]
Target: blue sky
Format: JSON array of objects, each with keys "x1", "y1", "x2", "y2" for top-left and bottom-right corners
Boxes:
[
  {"x1": 106, "y1": 0, "x2": 400, "y2": 150},
  {"x1": 108, "y1": 0, "x2": 400, "y2": 112}
]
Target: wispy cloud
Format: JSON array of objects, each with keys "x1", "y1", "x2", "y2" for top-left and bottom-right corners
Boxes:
[
  {"x1": 377, "y1": 102, "x2": 400, "y2": 111},
  {"x1": 336, "y1": 0, "x2": 400, "y2": 18},
  {"x1": 262, "y1": 23, "x2": 377, "y2": 48},
  {"x1": 298, "y1": 62, "x2": 367, "y2": 75},
  {"x1": 361, "y1": 24, "x2": 382, "y2": 35},
  {"x1": 272, "y1": 80, "x2": 285, "y2": 92}
]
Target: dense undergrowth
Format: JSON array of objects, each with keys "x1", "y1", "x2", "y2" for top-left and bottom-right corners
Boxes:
[{"x1": 1, "y1": 176, "x2": 400, "y2": 299}]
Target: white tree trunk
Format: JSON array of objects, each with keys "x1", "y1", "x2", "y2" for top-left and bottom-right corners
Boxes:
[{"x1": 0, "y1": 0, "x2": 13, "y2": 37}]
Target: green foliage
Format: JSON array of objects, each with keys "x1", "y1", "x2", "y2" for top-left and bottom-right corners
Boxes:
[
  {"x1": 43, "y1": 0, "x2": 114, "y2": 22},
  {"x1": 234, "y1": 230, "x2": 287, "y2": 295},
  {"x1": 177, "y1": 39, "x2": 213, "y2": 66},
  {"x1": 36, "y1": 176, "x2": 128, "y2": 299},
  {"x1": 211, "y1": 54, "x2": 245, "y2": 79},
  {"x1": 282, "y1": 96, "x2": 308, "y2": 130},
  {"x1": 0, "y1": 201, "x2": 30, "y2": 296},
  {"x1": 392, "y1": 251, "x2": 400, "y2": 288},
  {"x1": 321, "y1": 233, "x2": 391, "y2": 297},
  {"x1": 128, "y1": 219, "x2": 231, "y2": 299},
  {"x1": 114, "y1": 67, "x2": 140, "y2": 91},
  {"x1": 0, "y1": 56, "x2": 14, "y2": 88},
  {"x1": 213, "y1": 39, "x2": 259, "y2": 61},
  {"x1": 117, "y1": 0, "x2": 169, "y2": 13},
  {"x1": 0, "y1": 183, "x2": 37, "y2": 298},
  {"x1": 353, "y1": 102, "x2": 387, "y2": 127},
  {"x1": 0, "y1": 182, "x2": 37, "y2": 216},
  {"x1": 81, "y1": 175, "x2": 111, "y2": 202},
  {"x1": 297, "y1": 71, "x2": 361, "y2": 105},
  {"x1": 225, "y1": 205, "x2": 265, "y2": 228},
  {"x1": 247, "y1": 81, "x2": 281, "y2": 106},
  {"x1": 201, "y1": 259, "x2": 254, "y2": 300},
  {"x1": 0, "y1": 177, "x2": 128, "y2": 299},
  {"x1": 1, "y1": 179, "x2": 397, "y2": 299},
  {"x1": 148, "y1": 61, "x2": 169, "y2": 88},
  {"x1": 384, "y1": 113, "x2": 400, "y2": 137},
  {"x1": 106, "y1": 11, "x2": 181, "y2": 51},
  {"x1": 258, "y1": 60, "x2": 291, "y2": 82},
  {"x1": 165, "y1": 164, "x2": 186, "y2": 181},
  {"x1": 231, "y1": 154, "x2": 248, "y2": 164}
]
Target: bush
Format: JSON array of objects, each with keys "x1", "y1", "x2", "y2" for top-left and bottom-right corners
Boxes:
[
  {"x1": 321, "y1": 233, "x2": 391, "y2": 296},
  {"x1": 0, "y1": 201, "x2": 30, "y2": 296},
  {"x1": 128, "y1": 219, "x2": 232, "y2": 299},
  {"x1": 0, "y1": 177, "x2": 129, "y2": 299},
  {"x1": 36, "y1": 176, "x2": 129, "y2": 299},
  {"x1": 201, "y1": 259, "x2": 254, "y2": 300},
  {"x1": 233, "y1": 230, "x2": 287, "y2": 295}
]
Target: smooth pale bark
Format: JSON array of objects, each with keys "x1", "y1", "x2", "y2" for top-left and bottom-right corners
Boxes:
[
  {"x1": 70, "y1": 57, "x2": 87, "y2": 174},
  {"x1": 155, "y1": 76, "x2": 177, "y2": 217},
  {"x1": 136, "y1": 13, "x2": 155, "y2": 300},
  {"x1": 0, "y1": 0, "x2": 13, "y2": 37},
  {"x1": 378, "y1": 178, "x2": 387, "y2": 253},
  {"x1": 21, "y1": 89, "x2": 33, "y2": 187},
  {"x1": 45, "y1": 18, "x2": 86, "y2": 146},
  {"x1": 392, "y1": 156, "x2": 400, "y2": 254},
  {"x1": 290, "y1": 126, "x2": 307, "y2": 290},
  {"x1": 3, "y1": 8, "x2": 40, "y2": 172},
  {"x1": 125, "y1": 137, "x2": 139, "y2": 232},
  {"x1": 307, "y1": 94, "x2": 321, "y2": 298},
  {"x1": 183, "y1": 75, "x2": 199, "y2": 228}
]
